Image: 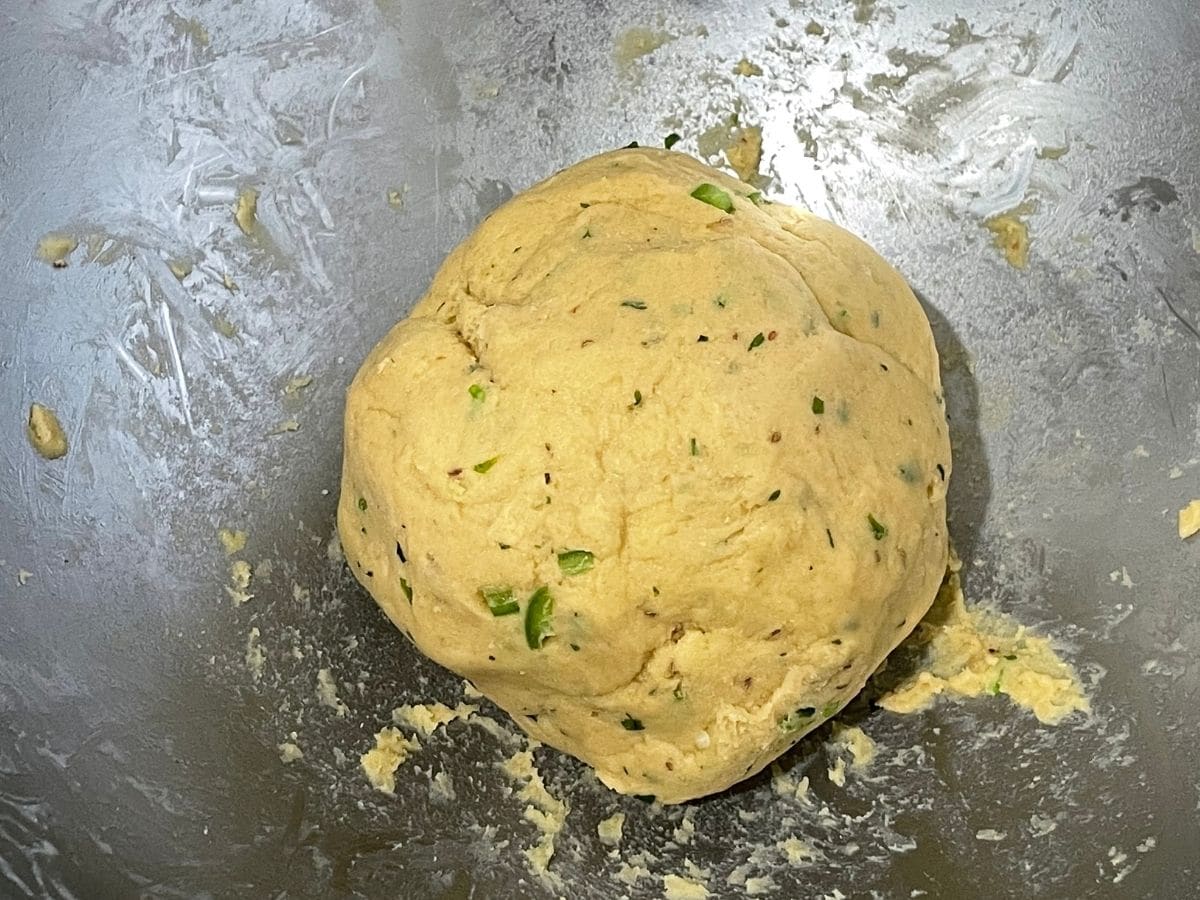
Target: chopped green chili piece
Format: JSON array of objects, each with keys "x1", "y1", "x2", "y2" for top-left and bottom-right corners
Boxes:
[
  {"x1": 779, "y1": 706, "x2": 818, "y2": 732},
  {"x1": 690, "y1": 183, "x2": 734, "y2": 213},
  {"x1": 689, "y1": 437, "x2": 699, "y2": 456},
  {"x1": 988, "y1": 677, "x2": 1002, "y2": 696},
  {"x1": 557, "y1": 549, "x2": 595, "y2": 576},
  {"x1": 357, "y1": 497, "x2": 368, "y2": 511},
  {"x1": 480, "y1": 584, "x2": 519, "y2": 617},
  {"x1": 468, "y1": 383, "x2": 486, "y2": 402},
  {"x1": 748, "y1": 332, "x2": 766, "y2": 351},
  {"x1": 621, "y1": 715, "x2": 645, "y2": 731},
  {"x1": 811, "y1": 396, "x2": 825, "y2": 415},
  {"x1": 664, "y1": 133, "x2": 682, "y2": 149},
  {"x1": 621, "y1": 299, "x2": 648, "y2": 310},
  {"x1": 524, "y1": 587, "x2": 554, "y2": 649},
  {"x1": 821, "y1": 700, "x2": 841, "y2": 718},
  {"x1": 399, "y1": 576, "x2": 413, "y2": 603},
  {"x1": 473, "y1": 455, "x2": 500, "y2": 474},
  {"x1": 868, "y1": 514, "x2": 887, "y2": 540},
  {"x1": 746, "y1": 191, "x2": 766, "y2": 206},
  {"x1": 768, "y1": 489, "x2": 781, "y2": 502}
]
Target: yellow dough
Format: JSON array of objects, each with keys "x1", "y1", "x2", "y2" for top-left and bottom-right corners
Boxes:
[{"x1": 338, "y1": 148, "x2": 951, "y2": 803}]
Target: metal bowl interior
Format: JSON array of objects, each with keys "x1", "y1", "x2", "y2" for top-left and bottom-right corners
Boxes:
[{"x1": 1, "y1": 0, "x2": 1198, "y2": 896}]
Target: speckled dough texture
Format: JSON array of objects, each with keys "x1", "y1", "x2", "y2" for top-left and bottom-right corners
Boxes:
[{"x1": 338, "y1": 148, "x2": 951, "y2": 803}]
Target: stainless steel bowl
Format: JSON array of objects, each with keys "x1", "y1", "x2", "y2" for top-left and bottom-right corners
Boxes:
[{"x1": 2, "y1": 0, "x2": 1197, "y2": 896}]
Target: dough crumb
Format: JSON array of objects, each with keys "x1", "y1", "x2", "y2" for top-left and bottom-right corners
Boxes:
[
  {"x1": 777, "y1": 835, "x2": 820, "y2": 865},
  {"x1": 27, "y1": 404, "x2": 69, "y2": 460},
  {"x1": 36, "y1": 233, "x2": 78, "y2": 267},
  {"x1": 613, "y1": 27, "x2": 675, "y2": 72},
  {"x1": 271, "y1": 419, "x2": 300, "y2": 435},
  {"x1": 828, "y1": 724, "x2": 877, "y2": 772},
  {"x1": 878, "y1": 567, "x2": 1089, "y2": 725},
  {"x1": 278, "y1": 741, "x2": 304, "y2": 763},
  {"x1": 1108, "y1": 566, "x2": 1134, "y2": 588},
  {"x1": 430, "y1": 770, "x2": 456, "y2": 802},
  {"x1": 827, "y1": 755, "x2": 847, "y2": 787},
  {"x1": 672, "y1": 807, "x2": 696, "y2": 845},
  {"x1": 218, "y1": 528, "x2": 247, "y2": 555},
  {"x1": 616, "y1": 862, "x2": 651, "y2": 885},
  {"x1": 361, "y1": 727, "x2": 420, "y2": 794},
  {"x1": 285, "y1": 375, "x2": 314, "y2": 395},
  {"x1": 725, "y1": 126, "x2": 763, "y2": 183},
  {"x1": 1177, "y1": 500, "x2": 1200, "y2": 539},
  {"x1": 745, "y1": 876, "x2": 775, "y2": 896},
  {"x1": 663, "y1": 872, "x2": 710, "y2": 899},
  {"x1": 226, "y1": 559, "x2": 254, "y2": 606},
  {"x1": 245, "y1": 628, "x2": 265, "y2": 682},
  {"x1": 316, "y1": 667, "x2": 349, "y2": 716},
  {"x1": 975, "y1": 828, "x2": 1006, "y2": 842},
  {"x1": 392, "y1": 702, "x2": 477, "y2": 735},
  {"x1": 732, "y1": 58, "x2": 763, "y2": 76},
  {"x1": 234, "y1": 187, "x2": 259, "y2": 235},
  {"x1": 770, "y1": 763, "x2": 811, "y2": 802},
  {"x1": 597, "y1": 812, "x2": 626, "y2": 847},
  {"x1": 500, "y1": 747, "x2": 569, "y2": 875},
  {"x1": 167, "y1": 258, "x2": 192, "y2": 280},
  {"x1": 984, "y1": 212, "x2": 1030, "y2": 269},
  {"x1": 17, "y1": 569, "x2": 33, "y2": 586}
]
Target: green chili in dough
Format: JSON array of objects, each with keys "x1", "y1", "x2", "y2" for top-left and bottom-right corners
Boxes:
[{"x1": 524, "y1": 587, "x2": 554, "y2": 649}]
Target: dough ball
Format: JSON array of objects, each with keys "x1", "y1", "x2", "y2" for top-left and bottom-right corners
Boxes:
[{"x1": 338, "y1": 148, "x2": 951, "y2": 803}]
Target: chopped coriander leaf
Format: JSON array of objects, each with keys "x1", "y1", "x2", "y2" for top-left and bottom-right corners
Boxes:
[
  {"x1": 988, "y1": 678, "x2": 1002, "y2": 696},
  {"x1": 689, "y1": 437, "x2": 699, "y2": 456},
  {"x1": 399, "y1": 576, "x2": 413, "y2": 603},
  {"x1": 580, "y1": 202, "x2": 591, "y2": 208},
  {"x1": 357, "y1": 497, "x2": 368, "y2": 511},
  {"x1": 473, "y1": 455, "x2": 500, "y2": 474},
  {"x1": 621, "y1": 299, "x2": 648, "y2": 310},
  {"x1": 768, "y1": 489, "x2": 781, "y2": 502},
  {"x1": 1004, "y1": 654, "x2": 1018, "y2": 661},
  {"x1": 673, "y1": 683, "x2": 686, "y2": 700},
  {"x1": 468, "y1": 383, "x2": 486, "y2": 401},
  {"x1": 748, "y1": 332, "x2": 766, "y2": 351},
  {"x1": 632, "y1": 390, "x2": 643, "y2": 407},
  {"x1": 868, "y1": 514, "x2": 887, "y2": 540},
  {"x1": 664, "y1": 132, "x2": 682, "y2": 149},
  {"x1": 811, "y1": 396, "x2": 825, "y2": 415},
  {"x1": 480, "y1": 584, "x2": 519, "y2": 617},
  {"x1": 624, "y1": 140, "x2": 639, "y2": 148},
  {"x1": 621, "y1": 715, "x2": 645, "y2": 731},
  {"x1": 557, "y1": 549, "x2": 595, "y2": 576},
  {"x1": 746, "y1": 191, "x2": 766, "y2": 206},
  {"x1": 690, "y1": 183, "x2": 734, "y2": 214},
  {"x1": 524, "y1": 587, "x2": 554, "y2": 649},
  {"x1": 821, "y1": 700, "x2": 840, "y2": 718}
]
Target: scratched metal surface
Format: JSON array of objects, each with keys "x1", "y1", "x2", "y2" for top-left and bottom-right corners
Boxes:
[{"x1": 2, "y1": 0, "x2": 1198, "y2": 897}]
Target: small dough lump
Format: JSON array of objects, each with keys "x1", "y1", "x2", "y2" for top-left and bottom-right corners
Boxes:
[{"x1": 338, "y1": 148, "x2": 951, "y2": 803}]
